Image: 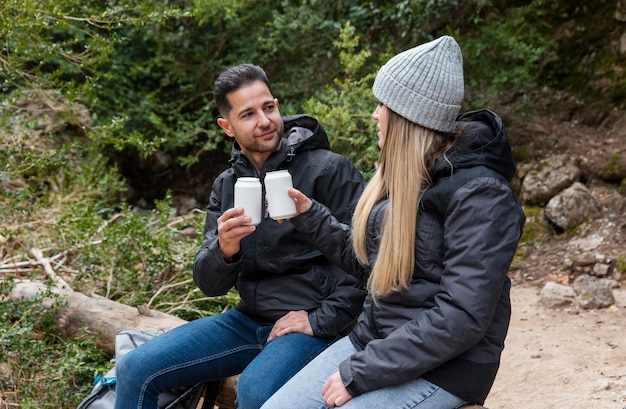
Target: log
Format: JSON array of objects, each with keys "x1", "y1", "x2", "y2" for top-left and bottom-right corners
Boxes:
[
  {"x1": 214, "y1": 375, "x2": 238, "y2": 409},
  {"x1": 10, "y1": 281, "x2": 187, "y2": 355}
]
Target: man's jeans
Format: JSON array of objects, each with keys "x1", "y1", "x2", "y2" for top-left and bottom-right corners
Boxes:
[
  {"x1": 261, "y1": 336, "x2": 466, "y2": 409},
  {"x1": 113, "y1": 309, "x2": 332, "y2": 409}
]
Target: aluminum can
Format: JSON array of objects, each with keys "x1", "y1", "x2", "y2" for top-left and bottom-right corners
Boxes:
[
  {"x1": 265, "y1": 170, "x2": 297, "y2": 220},
  {"x1": 234, "y1": 177, "x2": 262, "y2": 225}
]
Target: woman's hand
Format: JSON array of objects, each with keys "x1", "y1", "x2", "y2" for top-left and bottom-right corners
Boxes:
[
  {"x1": 287, "y1": 188, "x2": 312, "y2": 214},
  {"x1": 272, "y1": 188, "x2": 313, "y2": 222},
  {"x1": 321, "y1": 372, "x2": 353, "y2": 407}
]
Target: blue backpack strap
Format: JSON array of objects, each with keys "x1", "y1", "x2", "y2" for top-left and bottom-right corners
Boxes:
[{"x1": 95, "y1": 374, "x2": 117, "y2": 387}]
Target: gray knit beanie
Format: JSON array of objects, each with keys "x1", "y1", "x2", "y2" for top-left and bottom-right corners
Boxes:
[{"x1": 372, "y1": 35, "x2": 464, "y2": 132}]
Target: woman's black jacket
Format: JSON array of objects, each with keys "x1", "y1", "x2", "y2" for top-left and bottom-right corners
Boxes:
[{"x1": 290, "y1": 109, "x2": 526, "y2": 404}]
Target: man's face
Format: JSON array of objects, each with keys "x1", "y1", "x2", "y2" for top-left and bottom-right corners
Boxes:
[{"x1": 217, "y1": 81, "x2": 284, "y2": 163}]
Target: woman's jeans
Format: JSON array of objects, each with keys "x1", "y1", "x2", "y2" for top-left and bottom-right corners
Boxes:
[
  {"x1": 113, "y1": 309, "x2": 332, "y2": 409},
  {"x1": 261, "y1": 336, "x2": 466, "y2": 409}
]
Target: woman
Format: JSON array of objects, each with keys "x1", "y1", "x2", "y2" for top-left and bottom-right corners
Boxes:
[{"x1": 260, "y1": 36, "x2": 525, "y2": 409}]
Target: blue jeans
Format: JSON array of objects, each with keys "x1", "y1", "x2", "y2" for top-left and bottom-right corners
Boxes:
[
  {"x1": 114, "y1": 310, "x2": 332, "y2": 409},
  {"x1": 261, "y1": 337, "x2": 466, "y2": 409}
]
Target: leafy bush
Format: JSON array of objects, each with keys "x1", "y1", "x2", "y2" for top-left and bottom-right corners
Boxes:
[
  {"x1": 68, "y1": 198, "x2": 238, "y2": 320},
  {"x1": 459, "y1": 0, "x2": 557, "y2": 106},
  {"x1": 0, "y1": 279, "x2": 110, "y2": 408},
  {"x1": 303, "y1": 22, "x2": 380, "y2": 178}
]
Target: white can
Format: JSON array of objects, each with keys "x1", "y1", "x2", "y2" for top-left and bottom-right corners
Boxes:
[
  {"x1": 265, "y1": 170, "x2": 297, "y2": 220},
  {"x1": 234, "y1": 177, "x2": 262, "y2": 225}
]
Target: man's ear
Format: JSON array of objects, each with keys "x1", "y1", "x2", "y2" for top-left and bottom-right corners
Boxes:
[{"x1": 217, "y1": 117, "x2": 234, "y2": 138}]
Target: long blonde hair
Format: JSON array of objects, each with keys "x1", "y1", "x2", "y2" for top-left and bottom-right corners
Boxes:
[{"x1": 352, "y1": 107, "x2": 453, "y2": 297}]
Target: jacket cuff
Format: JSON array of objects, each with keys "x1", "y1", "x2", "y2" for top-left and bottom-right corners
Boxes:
[
  {"x1": 291, "y1": 199, "x2": 322, "y2": 226},
  {"x1": 223, "y1": 249, "x2": 242, "y2": 264},
  {"x1": 308, "y1": 311, "x2": 320, "y2": 336},
  {"x1": 339, "y1": 358, "x2": 363, "y2": 397}
]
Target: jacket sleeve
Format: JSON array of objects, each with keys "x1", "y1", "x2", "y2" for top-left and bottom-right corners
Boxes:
[
  {"x1": 340, "y1": 177, "x2": 525, "y2": 396},
  {"x1": 308, "y1": 264, "x2": 365, "y2": 337},
  {"x1": 310, "y1": 154, "x2": 364, "y2": 224},
  {"x1": 291, "y1": 200, "x2": 368, "y2": 338},
  {"x1": 192, "y1": 178, "x2": 241, "y2": 297},
  {"x1": 291, "y1": 200, "x2": 367, "y2": 282},
  {"x1": 298, "y1": 154, "x2": 367, "y2": 337}
]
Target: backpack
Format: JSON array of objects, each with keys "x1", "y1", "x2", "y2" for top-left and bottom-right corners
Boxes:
[{"x1": 77, "y1": 329, "x2": 210, "y2": 409}]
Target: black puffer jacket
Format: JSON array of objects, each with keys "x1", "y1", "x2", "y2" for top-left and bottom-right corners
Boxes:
[
  {"x1": 291, "y1": 110, "x2": 526, "y2": 404},
  {"x1": 193, "y1": 115, "x2": 366, "y2": 338}
]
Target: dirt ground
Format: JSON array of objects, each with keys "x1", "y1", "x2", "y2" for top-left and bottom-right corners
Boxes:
[
  {"x1": 485, "y1": 285, "x2": 626, "y2": 409},
  {"x1": 481, "y1": 97, "x2": 626, "y2": 409}
]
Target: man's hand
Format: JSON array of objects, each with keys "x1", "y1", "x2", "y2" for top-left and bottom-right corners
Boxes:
[
  {"x1": 217, "y1": 207, "x2": 256, "y2": 260},
  {"x1": 322, "y1": 372, "x2": 353, "y2": 407},
  {"x1": 267, "y1": 310, "x2": 313, "y2": 341}
]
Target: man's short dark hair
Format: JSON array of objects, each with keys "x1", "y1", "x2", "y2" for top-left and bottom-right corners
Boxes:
[{"x1": 214, "y1": 64, "x2": 273, "y2": 116}]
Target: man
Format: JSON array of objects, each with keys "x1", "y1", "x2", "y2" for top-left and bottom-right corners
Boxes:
[{"x1": 113, "y1": 64, "x2": 366, "y2": 409}]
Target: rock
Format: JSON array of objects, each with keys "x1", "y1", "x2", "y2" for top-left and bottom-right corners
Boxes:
[
  {"x1": 521, "y1": 154, "x2": 583, "y2": 205},
  {"x1": 566, "y1": 235, "x2": 605, "y2": 252},
  {"x1": 540, "y1": 281, "x2": 576, "y2": 308},
  {"x1": 596, "y1": 379, "x2": 610, "y2": 391},
  {"x1": 172, "y1": 194, "x2": 199, "y2": 216},
  {"x1": 592, "y1": 262, "x2": 611, "y2": 277},
  {"x1": 572, "y1": 274, "x2": 616, "y2": 309},
  {"x1": 544, "y1": 182, "x2": 600, "y2": 230}
]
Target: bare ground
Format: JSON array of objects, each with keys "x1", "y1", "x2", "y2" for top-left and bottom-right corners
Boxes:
[{"x1": 486, "y1": 285, "x2": 626, "y2": 408}]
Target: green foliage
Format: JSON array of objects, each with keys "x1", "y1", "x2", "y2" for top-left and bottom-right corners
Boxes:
[
  {"x1": 0, "y1": 0, "x2": 171, "y2": 103},
  {"x1": 303, "y1": 22, "x2": 380, "y2": 178},
  {"x1": 90, "y1": 0, "x2": 499, "y2": 160},
  {"x1": 539, "y1": 1, "x2": 626, "y2": 108},
  {"x1": 606, "y1": 153, "x2": 624, "y2": 178},
  {"x1": 92, "y1": 4, "x2": 223, "y2": 157},
  {"x1": 0, "y1": 279, "x2": 110, "y2": 408},
  {"x1": 67, "y1": 197, "x2": 234, "y2": 320},
  {"x1": 511, "y1": 205, "x2": 556, "y2": 269},
  {"x1": 617, "y1": 255, "x2": 626, "y2": 274},
  {"x1": 518, "y1": 206, "x2": 554, "y2": 246},
  {"x1": 1, "y1": 0, "x2": 548, "y2": 166},
  {"x1": 460, "y1": 0, "x2": 557, "y2": 103}
]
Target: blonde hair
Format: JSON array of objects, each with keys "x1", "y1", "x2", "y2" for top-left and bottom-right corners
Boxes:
[{"x1": 352, "y1": 107, "x2": 453, "y2": 298}]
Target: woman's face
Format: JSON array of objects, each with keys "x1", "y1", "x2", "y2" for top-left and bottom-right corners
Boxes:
[{"x1": 373, "y1": 102, "x2": 388, "y2": 149}]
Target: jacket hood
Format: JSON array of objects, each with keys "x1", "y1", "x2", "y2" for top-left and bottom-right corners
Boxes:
[
  {"x1": 229, "y1": 114, "x2": 331, "y2": 174},
  {"x1": 430, "y1": 109, "x2": 517, "y2": 182}
]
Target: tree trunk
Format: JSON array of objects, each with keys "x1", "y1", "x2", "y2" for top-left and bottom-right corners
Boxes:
[{"x1": 10, "y1": 281, "x2": 187, "y2": 355}]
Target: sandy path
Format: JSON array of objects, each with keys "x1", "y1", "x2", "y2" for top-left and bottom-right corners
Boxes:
[{"x1": 485, "y1": 285, "x2": 626, "y2": 408}]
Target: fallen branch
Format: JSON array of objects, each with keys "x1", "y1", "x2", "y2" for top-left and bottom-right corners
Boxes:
[{"x1": 30, "y1": 247, "x2": 72, "y2": 290}]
